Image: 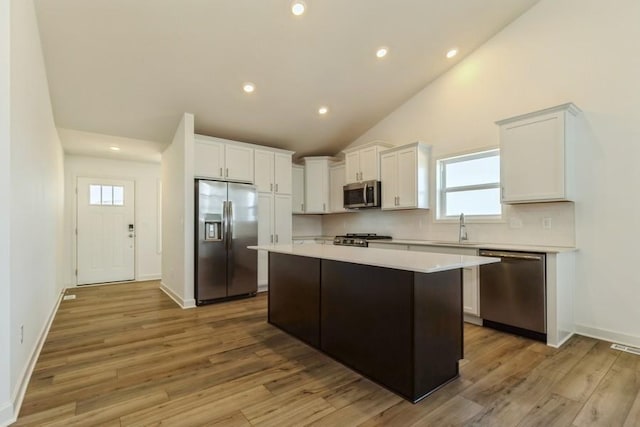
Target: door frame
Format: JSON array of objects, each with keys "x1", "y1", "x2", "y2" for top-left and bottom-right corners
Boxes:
[{"x1": 74, "y1": 176, "x2": 138, "y2": 286}]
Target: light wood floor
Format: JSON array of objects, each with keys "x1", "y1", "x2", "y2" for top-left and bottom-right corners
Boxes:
[{"x1": 15, "y1": 281, "x2": 640, "y2": 426}]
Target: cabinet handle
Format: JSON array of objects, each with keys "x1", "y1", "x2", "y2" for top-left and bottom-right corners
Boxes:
[
  {"x1": 275, "y1": 183, "x2": 279, "y2": 192},
  {"x1": 323, "y1": 203, "x2": 326, "y2": 212},
  {"x1": 501, "y1": 186, "x2": 504, "y2": 199},
  {"x1": 270, "y1": 234, "x2": 273, "y2": 243},
  {"x1": 226, "y1": 168, "x2": 229, "y2": 177},
  {"x1": 355, "y1": 171, "x2": 358, "y2": 181},
  {"x1": 219, "y1": 167, "x2": 223, "y2": 176},
  {"x1": 301, "y1": 203, "x2": 304, "y2": 212},
  {"x1": 275, "y1": 234, "x2": 279, "y2": 243},
  {"x1": 270, "y1": 183, "x2": 273, "y2": 191}
]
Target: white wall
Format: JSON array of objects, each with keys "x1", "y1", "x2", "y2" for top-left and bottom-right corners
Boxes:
[
  {"x1": 0, "y1": 0, "x2": 11, "y2": 422},
  {"x1": 328, "y1": 0, "x2": 640, "y2": 345},
  {"x1": 63, "y1": 154, "x2": 162, "y2": 285},
  {"x1": 5, "y1": 0, "x2": 64, "y2": 424},
  {"x1": 161, "y1": 113, "x2": 195, "y2": 307}
]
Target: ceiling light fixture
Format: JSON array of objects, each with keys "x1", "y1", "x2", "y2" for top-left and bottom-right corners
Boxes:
[
  {"x1": 109, "y1": 146, "x2": 121, "y2": 151},
  {"x1": 446, "y1": 48, "x2": 458, "y2": 59},
  {"x1": 243, "y1": 82, "x2": 255, "y2": 93},
  {"x1": 318, "y1": 106, "x2": 329, "y2": 115},
  {"x1": 291, "y1": 1, "x2": 306, "y2": 16},
  {"x1": 376, "y1": 47, "x2": 389, "y2": 58}
]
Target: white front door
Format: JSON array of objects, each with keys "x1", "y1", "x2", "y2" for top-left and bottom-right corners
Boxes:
[{"x1": 76, "y1": 177, "x2": 135, "y2": 285}]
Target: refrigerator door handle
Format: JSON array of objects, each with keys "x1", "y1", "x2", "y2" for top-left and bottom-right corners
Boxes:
[
  {"x1": 222, "y1": 201, "x2": 227, "y2": 243},
  {"x1": 227, "y1": 201, "x2": 233, "y2": 250}
]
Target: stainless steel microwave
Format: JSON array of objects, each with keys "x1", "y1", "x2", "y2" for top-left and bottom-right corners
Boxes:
[{"x1": 343, "y1": 180, "x2": 381, "y2": 209}]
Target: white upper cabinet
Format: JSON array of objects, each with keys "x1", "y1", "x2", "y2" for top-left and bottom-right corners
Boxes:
[
  {"x1": 497, "y1": 103, "x2": 580, "y2": 204},
  {"x1": 292, "y1": 164, "x2": 305, "y2": 214},
  {"x1": 380, "y1": 142, "x2": 430, "y2": 210},
  {"x1": 329, "y1": 162, "x2": 347, "y2": 213},
  {"x1": 194, "y1": 137, "x2": 224, "y2": 179},
  {"x1": 343, "y1": 141, "x2": 392, "y2": 184},
  {"x1": 254, "y1": 149, "x2": 293, "y2": 194},
  {"x1": 303, "y1": 157, "x2": 332, "y2": 214},
  {"x1": 194, "y1": 135, "x2": 254, "y2": 183}
]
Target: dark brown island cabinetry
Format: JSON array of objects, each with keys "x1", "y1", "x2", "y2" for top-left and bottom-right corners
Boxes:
[{"x1": 267, "y1": 252, "x2": 463, "y2": 403}]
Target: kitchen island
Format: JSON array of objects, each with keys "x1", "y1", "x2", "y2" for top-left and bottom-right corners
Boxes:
[{"x1": 249, "y1": 243, "x2": 499, "y2": 402}]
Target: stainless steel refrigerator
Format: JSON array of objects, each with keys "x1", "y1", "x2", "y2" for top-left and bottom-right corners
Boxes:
[{"x1": 195, "y1": 179, "x2": 258, "y2": 305}]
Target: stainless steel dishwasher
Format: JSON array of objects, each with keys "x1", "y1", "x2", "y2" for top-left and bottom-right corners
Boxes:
[{"x1": 479, "y1": 250, "x2": 546, "y2": 342}]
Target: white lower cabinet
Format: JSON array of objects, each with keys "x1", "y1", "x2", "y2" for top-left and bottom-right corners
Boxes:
[
  {"x1": 257, "y1": 193, "x2": 292, "y2": 290},
  {"x1": 408, "y1": 245, "x2": 480, "y2": 316}
]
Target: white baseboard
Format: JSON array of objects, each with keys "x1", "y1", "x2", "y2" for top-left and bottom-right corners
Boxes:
[
  {"x1": 136, "y1": 274, "x2": 161, "y2": 282},
  {"x1": 257, "y1": 283, "x2": 268, "y2": 293},
  {"x1": 0, "y1": 401, "x2": 15, "y2": 427},
  {"x1": 160, "y1": 282, "x2": 195, "y2": 309},
  {"x1": 575, "y1": 323, "x2": 640, "y2": 348},
  {"x1": 6, "y1": 288, "x2": 65, "y2": 426},
  {"x1": 463, "y1": 314, "x2": 482, "y2": 326}
]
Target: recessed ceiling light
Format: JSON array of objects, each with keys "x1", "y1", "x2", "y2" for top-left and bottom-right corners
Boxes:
[
  {"x1": 109, "y1": 146, "x2": 120, "y2": 151},
  {"x1": 446, "y1": 48, "x2": 458, "y2": 59},
  {"x1": 243, "y1": 82, "x2": 255, "y2": 93},
  {"x1": 318, "y1": 106, "x2": 329, "y2": 115},
  {"x1": 376, "y1": 47, "x2": 388, "y2": 58},
  {"x1": 291, "y1": 1, "x2": 306, "y2": 16}
]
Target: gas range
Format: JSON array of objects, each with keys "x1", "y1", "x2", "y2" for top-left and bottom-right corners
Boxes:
[{"x1": 333, "y1": 233, "x2": 393, "y2": 247}]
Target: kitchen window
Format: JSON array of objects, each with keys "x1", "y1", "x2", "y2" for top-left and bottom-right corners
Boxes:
[{"x1": 436, "y1": 149, "x2": 501, "y2": 219}]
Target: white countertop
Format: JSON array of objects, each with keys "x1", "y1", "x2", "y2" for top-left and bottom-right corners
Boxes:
[
  {"x1": 378, "y1": 239, "x2": 577, "y2": 253},
  {"x1": 249, "y1": 243, "x2": 499, "y2": 273},
  {"x1": 291, "y1": 236, "x2": 576, "y2": 253}
]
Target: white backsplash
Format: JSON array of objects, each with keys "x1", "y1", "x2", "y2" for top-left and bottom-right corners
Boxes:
[
  {"x1": 319, "y1": 202, "x2": 575, "y2": 247},
  {"x1": 292, "y1": 214, "x2": 324, "y2": 237}
]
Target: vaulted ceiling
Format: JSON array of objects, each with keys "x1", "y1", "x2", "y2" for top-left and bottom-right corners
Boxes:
[{"x1": 35, "y1": 0, "x2": 539, "y2": 159}]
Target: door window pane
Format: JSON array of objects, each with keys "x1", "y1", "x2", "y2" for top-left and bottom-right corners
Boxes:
[
  {"x1": 89, "y1": 184, "x2": 125, "y2": 206},
  {"x1": 113, "y1": 186, "x2": 124, "y2": 206},
  {"x1": 101, "y1": 185, "x2": 113, "y2": 205},
  {"x1": 89, "y1": 185, "x2": 102, "y2": 205}
]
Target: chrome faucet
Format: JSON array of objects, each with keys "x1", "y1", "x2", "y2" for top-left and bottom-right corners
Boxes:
[{"x1": 459, "y1": 213, "x2": 468, "y2": 243}]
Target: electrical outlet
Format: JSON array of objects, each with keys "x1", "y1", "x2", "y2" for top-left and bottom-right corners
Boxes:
[
  {"x1": 20, "y1": 325, "x2": 23, "y2": 344},
  {"x1": 543, "y1": 217, "x2": 552, "y2": 229}
]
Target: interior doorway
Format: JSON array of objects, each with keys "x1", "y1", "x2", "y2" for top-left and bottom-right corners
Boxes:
[{"x1": 76, "y1": 177, "x2": 135, "y2": 285}]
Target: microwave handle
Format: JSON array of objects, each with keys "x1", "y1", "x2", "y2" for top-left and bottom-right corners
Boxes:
[{"x1": 362, "y1": 182, "x2": 368, "y2": 205}]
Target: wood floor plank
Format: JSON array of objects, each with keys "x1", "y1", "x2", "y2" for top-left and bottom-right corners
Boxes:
[
  {"x1": 15, "y1": 281, "x2": 640, "y2": 427},
  {"x1": 552, "y1": 340, "x2": 619, "y2": 402},
  {"x1": 573, "y1": 351, "x2": 640, "y2": 426}
]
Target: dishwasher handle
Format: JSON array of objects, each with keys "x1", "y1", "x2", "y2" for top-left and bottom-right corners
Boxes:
[{"x1": 479, "y1": 251, "x2": 543, "y2": 261}]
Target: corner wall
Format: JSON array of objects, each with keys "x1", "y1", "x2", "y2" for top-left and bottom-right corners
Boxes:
[
  {"x1": 63, "y1": 154, "x2": 162, "y2": 286},
  {"x1": 161, "y1": 113, "x2": 195, "y2": 307},
  {"x1": 0, "y1": 0, "x2": 12, "y2": 422},
  {"x1": 329, "y1": 0, "x2": 640, "y2": 345},
  {"x1": 6, "y1": 0, "x2": 65, "y2": 424}
]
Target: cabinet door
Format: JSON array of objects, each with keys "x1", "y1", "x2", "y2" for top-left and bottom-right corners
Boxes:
[
  {"x1": 380, "y1": 152, "x2": 398, "y2": 209},
  {"x1": 329, "y1": 165, "x2": 346, "y2": 213},
  {"x1": 397, "y1": 148, "x2": 417, "y2": 208},
  {"x1": 274, "y1": 194, "x2": 292, "y2": 244},
  {"x1": 292, "y1": 165, "x2": 305, "y2": 213},
  {"x1": 304, "y1": 161, "x2": 328, "y2": 213},
  {"x1": 254, "y1": 150, "x2": 274, "y2": 193},
  {"x1": 359, "y1": 146, "x2": 380, "y2": 181},
  {"x1": 501, "y1": 112, "x2": 565, "y2": 202},
  {"x1": 225, "y1": 144, "x2": 254, "y2": 183},
  {"x1": 344, "y1": 151, "x2": 361, "y2": 184},
  {"x1": 257, "y1": 193, "x2": 274, "y2": 287},
  {"x1": 194, "y1": 140, "x2": 224, "y2": 179},
  {"x1": 462, "y1": 266, "x2": 480, "y2": 315},
  {"x1": 274, "y1": 153, "x2": 292, "y2": 194}
]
